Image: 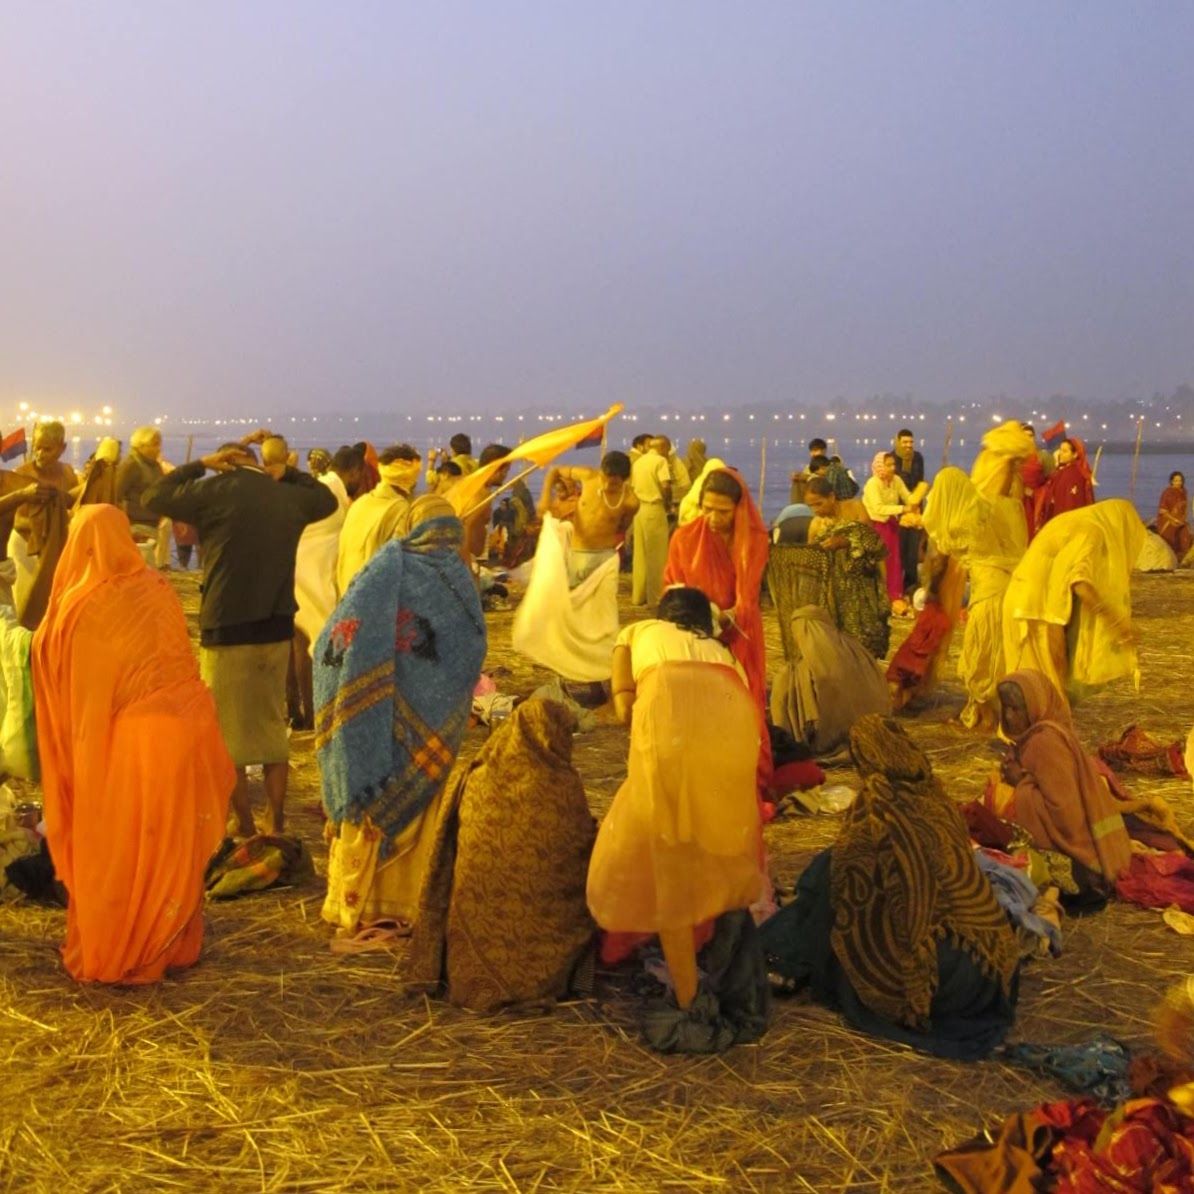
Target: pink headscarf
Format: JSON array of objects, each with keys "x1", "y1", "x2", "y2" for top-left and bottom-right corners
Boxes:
[{"x1": 871, "y1": 451, "x2": 892, "y2": 479}]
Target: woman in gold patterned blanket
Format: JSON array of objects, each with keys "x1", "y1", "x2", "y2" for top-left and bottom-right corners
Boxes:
[
  {"x1": 759, "y1": 715, "x2": 1021, "y2": 1060},
  {"x1": 406, "y1": 699, "x2": 596, "y2": 1011}
]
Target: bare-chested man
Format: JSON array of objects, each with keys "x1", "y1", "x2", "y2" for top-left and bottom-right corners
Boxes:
[{"x1": 539, "y1": 451, "x2": 638, "y2": 586}]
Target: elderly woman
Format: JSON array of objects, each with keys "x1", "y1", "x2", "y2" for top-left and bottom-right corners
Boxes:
[
  {"x1": 759, "y1": 716, "x2": 1021, "y2": 1060},
  {"x1": 33, "y1": 505, "x2": 234, "y2": 983},
  {"x1": 115, "y1": 425, "x2": 167, "y2": 565},
  {"x1": 1003, "y1": 500, "x2": 1145, "y2": 706},
  {"x1": 407, "y1": 699, "x2": 596, "y2": 1010},
  {"x1": 589, "y1": 586, "x2": 765, "y2": 1013},
  {"x1": 804, "y1": 477, "x2": 891, "y2": 658},
  {"x1": 316, "y1": 509, "x2": 486, "y2": 943},
  {"x1": 1157, "y1": 472, "x2": 1192, "y2": 559},
  {"x1": 918, "y1": 467, "x2": 1027, "y2": 730},
  {"x1": 994, "y1": 670, "x2": 1132, "y2": 882}
]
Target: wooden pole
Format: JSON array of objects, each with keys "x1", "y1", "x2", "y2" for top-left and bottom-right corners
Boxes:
[
  {"x1": 941, "y1": 417, "x2": 953, "y2": 469},
  {"x1": 1091, "y1": 443, "x2": 1104, "y2": 486},
  {"x1": 184, "y1": 434, "x2": 195, "y2": 464},
  {"x1": 1128, "y1": 417, "x2": 1145, "y2": 503},
  {"x1": 461, "y1": 463, "x2": 540, "y2": 521},
  {"x1": 758, "y1": 436, "x2": 767, "y2": 508}
]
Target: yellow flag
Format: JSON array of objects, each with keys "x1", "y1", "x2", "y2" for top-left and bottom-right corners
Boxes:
[{"x1": 447, "y1": 403, "x2": 624, "y2": 516}]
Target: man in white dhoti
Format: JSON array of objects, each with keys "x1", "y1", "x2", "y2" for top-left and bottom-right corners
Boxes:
[{"x1": 512, "y1": 452, "x2": 638, "y2": 682}]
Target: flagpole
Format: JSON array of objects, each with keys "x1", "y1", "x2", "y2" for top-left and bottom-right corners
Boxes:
[
  {"x1": 1128, "y1": 417, "x2": 1145, "y2": 503},
  {"x1": 461, "y1": 463, "x2": 540, "y2": 522}
]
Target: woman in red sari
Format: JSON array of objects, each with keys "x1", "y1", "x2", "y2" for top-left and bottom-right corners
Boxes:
[
  {"x1": 663, "y1": 467, "x2": 772, "y2": 784},
  {"x1": 1157, "y1": 472, "x2": 1192, "y2": 559},
  {"x1": 1036, "y1": 438, "x2": 1094, "y2": 528},
  {"x1": 33, "y1": 505, "x2": 234, "y2": 984}
]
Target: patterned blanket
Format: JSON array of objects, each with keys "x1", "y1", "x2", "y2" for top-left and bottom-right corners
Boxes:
[{"x1": 314, "y1": 516, "x2": 486, "y2": 853}]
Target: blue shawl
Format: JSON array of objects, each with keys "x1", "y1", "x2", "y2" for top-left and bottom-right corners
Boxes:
[{"x1": 314, "y1": 516, "x2": 486, "y2": 853}]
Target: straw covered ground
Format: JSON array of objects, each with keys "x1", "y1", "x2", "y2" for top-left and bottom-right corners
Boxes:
[{"x1": 2, "y1": 569, "x2": 1193, "y2": 1191}]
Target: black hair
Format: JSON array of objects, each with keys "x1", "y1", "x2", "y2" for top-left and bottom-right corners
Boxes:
[
  {"x1": 478, "y1": 443, "x2": 510, "y2": 466},
  {"x1": 808, "y1": 456, "x2": 830, "y2": 474},
  {"x1": 1023, "y1": 424, "x2": 1035, "y2": 435},
  {"x1": 808, "y1": 438, "x2": 828, "y2": 453},
  {"x1": 449, "y1": 433, "x2": 472, "y2": 456},
  {"x1": 332, "y1": 445, "x2": 364, "y2": 472},
  {"x1": 601, "y1": 450, "x2": 631, "y2": 479},
  {"x1": 1170, "y1": 471, "x2": 1185, "y2": 486},
  {"x1": 701, "y1": 469, "x2": 743, "y2": 504},
  {"x1": 657, "y1": 587, "x2": 714, "y2": 637},
  {"x1": 632, "y1": 433, "x2": 652, "y2": 450},
  {"x1": 806, "y1": 476, "x2": 834, "y2": 498},
  {"x1": 379, "y1": 443, "x2": 420, "y2": 464},
  {"x1": 896, "y1": 428, "x2": 914, "y2": 440},
  {"x1": 438, "y1": 460, "x2": 463, "y2": 477}
]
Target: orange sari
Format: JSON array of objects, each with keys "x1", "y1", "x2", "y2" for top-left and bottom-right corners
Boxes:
[
  {"x1": 33, "y1": 505, "x2": 234, "y2": 984},
  {"x1": 663, "y1": 469, "x2": 772, "y2": 785}
]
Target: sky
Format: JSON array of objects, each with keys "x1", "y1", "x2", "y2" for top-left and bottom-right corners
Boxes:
[{"x1": 2, "y1": 1, "x2": 1192, "y2": 419}]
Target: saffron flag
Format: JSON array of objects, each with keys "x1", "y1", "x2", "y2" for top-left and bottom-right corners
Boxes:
[
  {"x1": 0, "y1": 428, "x2": 27, "y2": 462},
  {"x1": 448, "y1": 404, "x2": 624, "y2": 517},
  {"x1": 1041, "y1": 421, "x2": 1067, "y2": 450}
]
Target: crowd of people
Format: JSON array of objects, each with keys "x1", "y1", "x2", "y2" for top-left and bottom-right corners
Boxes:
[{"x1": 2, "y1": 417, "x2": 1192, "y2": 1075}]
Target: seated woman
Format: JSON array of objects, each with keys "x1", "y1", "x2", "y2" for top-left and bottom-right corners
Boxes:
[
  {"x1": 589, "y1": 587, "x2": 766, "y2": 1015},
  {"x1": 407, "y1": 699, "x2": 596, "y2": 1010},
  {"x1": 1002, "y1": 500, "x2": 1145, "y2": 707},
  {"x1": 804, "y1": 477, "x2": 891, "y2": 658},
  {"x1": 32, "y1": 505, "x2": 234, "y2": 984},
  {"x1": 316, "y1": 510, "x2": 486, "y2": 943},
  {"x1": 662, "y1": 467, "x2": 772, "y2": 784},
  {"x1": 1155, "y1": 471, "x2": 1191, "y2": 560},
  {"x1": 759, "y1": 715, "x2": 1021, "y2": 1061},
  {"x1": 770, "y1": 605, "x2": 890, "y2": 756},
  {"x1": 993, "y1": 670, "x2": 1132, "y2": 882}
]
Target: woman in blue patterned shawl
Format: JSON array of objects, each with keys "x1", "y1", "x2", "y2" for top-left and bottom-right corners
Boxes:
[{"x1": 315, "y1": 509, "x2": 486, "y2": 941}]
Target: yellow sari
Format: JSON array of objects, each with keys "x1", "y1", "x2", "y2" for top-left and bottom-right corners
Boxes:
[
  {"x1": 922, "y1": 468, "x2": 1026, "y2": 727},
  {"x1": 1002, "y1": 500, "x2": 1145, "y2": 700}
]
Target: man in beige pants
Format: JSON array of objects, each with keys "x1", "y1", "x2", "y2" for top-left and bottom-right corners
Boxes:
[{"x1": 630, "y1": 438, "x2": 672, "y2": 607}]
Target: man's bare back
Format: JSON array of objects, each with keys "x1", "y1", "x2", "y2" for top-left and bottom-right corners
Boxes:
[{"x1": 540, "y1": 458, "x2": 638, "y2": 551}]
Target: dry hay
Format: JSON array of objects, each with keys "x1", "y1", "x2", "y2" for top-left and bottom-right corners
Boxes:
[{"x1": 2, "y1": 570, "x2": 1194, "y2": 1191}]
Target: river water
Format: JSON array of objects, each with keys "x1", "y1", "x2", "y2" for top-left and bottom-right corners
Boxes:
[{"x1": 80, "y1": 414, "x2": 1190, "y2": 526}]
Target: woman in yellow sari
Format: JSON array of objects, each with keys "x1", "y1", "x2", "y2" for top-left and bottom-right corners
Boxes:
[
  {"x1": 921, "y1": 468, "x2": 1026, "y2": 731},
  {"x1": 1002, "y1": 500, "x2": 1145, "y2": 706}
]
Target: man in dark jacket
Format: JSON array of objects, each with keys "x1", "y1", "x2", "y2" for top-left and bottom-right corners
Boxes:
[
  {"x1": 144, "y1": 432, "x2": 337, "y2": 837},
  {"x1": 893, "y1": 428, "x2": 929, "y2": 595}
]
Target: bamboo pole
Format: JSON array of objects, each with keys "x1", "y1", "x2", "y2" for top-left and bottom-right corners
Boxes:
[
  {"x1": 758, "y1": 436, "x2": 767, "y2": 508},
  {"x1": 184, "y1": 434, "x2": 195, "y2": 464},
  {"x1": 1091, "y1": 443, "x2": 1104, "y2": 487},
  {"x1": 461, "y1": 463, "x2": 540, "y2": 521},
  {"x1": 1128, "y1": 417, "x2": 1145, "y2": 502},
  {"x1": 941, "y1": 417, "x2": 953, "y2": 469}
]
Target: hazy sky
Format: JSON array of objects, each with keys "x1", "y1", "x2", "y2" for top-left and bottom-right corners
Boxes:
[{"x1": 2, "y1": 2, "x2": 1192, "y2": 417}]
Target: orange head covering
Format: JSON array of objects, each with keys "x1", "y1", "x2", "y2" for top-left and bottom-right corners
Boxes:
[
  {"x1": 39, "y1": 506, "x2": 145, "y2": 628},
  {"x1": 999, "y1": 668, "x2": 1072, "y2": 733},
  {"x1": 703, "y1": 466, "x2": 769, "y2": 591}
]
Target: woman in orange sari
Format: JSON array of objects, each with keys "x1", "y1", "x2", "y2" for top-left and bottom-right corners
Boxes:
[
  {"x1": 33, "y1": 505, "x2": 234, "y2": 984},
  {"x1": 1157, "y1": 472, "x2": 1192, "y2": 559},
  {"x1": 662, "y1": 467, "x2": 771, "y2": 783}
]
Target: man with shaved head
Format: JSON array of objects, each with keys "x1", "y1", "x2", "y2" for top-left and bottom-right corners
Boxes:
[{"x1": 144, "y1": 428, "x2": 337, "y2": 838}]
